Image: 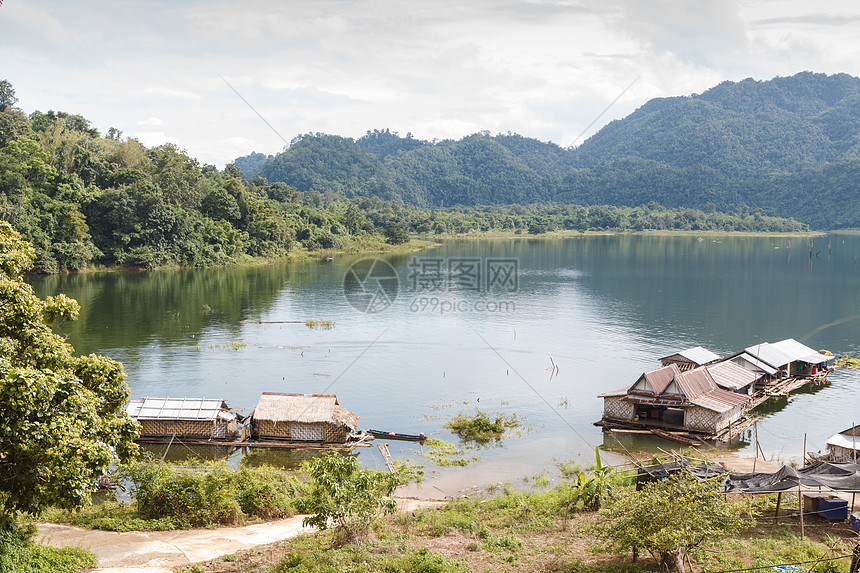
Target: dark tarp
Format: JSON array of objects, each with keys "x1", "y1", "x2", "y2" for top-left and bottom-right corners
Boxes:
[{"x1": 725, "y1": 461, "x2": 860, "y2": 493}]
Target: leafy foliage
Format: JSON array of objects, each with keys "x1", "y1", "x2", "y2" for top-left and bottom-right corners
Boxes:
[
  {"x1": 593, "y1": 472, "x2": 756, "y2": 572},
  {"x1": 0, "y1": 76, "x2": 817, "y2": 276},
  {"x1": 567, "y1": 447, "x2": 615, "y2": 511},
  {"x1": 122, "y1": 460, "x2": 305, "y2": 528},
  {"x1": 0, "y1": 222, "x2": 138, "y2": 525},
  {"x1": 298, "y1": 455, "x2": 399, "y2": 543},
  {"x1": 445, "y1": 409, "x2": 520, "y2": 444}
]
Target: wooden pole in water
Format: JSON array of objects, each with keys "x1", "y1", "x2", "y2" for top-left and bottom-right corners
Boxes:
[
  {"x1": 803, "y1": 433, "x2": 807, "y2": 466},
  {"x1": 753, "y1": 421, "x2": 758, "y2": 473}
]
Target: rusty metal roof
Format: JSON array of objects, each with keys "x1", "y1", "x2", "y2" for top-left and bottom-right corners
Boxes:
[
  {"x1": 689, "y1": 388, "x2": 751, "y2": 413},
  {"x1": 707, "y1": 361, "x2": 758, "y2": 391},
  {"x1": 673, "y1": 367, "x2": 717, "y2": 399},
  {"x1": 640, "y1": 364, "x2": 681, "y2": 394}
]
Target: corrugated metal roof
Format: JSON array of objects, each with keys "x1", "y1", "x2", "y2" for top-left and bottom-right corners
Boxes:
[
  {"x1": 678, "y1": 346, "x2": 721, "y2": 365},
  {"x1": 674, "y1": 368, "x2": 717, "y2": 399},
  {"x1": 744, "y1": 342, "x2": 793, "y2": 368},
  {"x1": 642, "y1": 364, "x2": 681, "y2": 394},
  {"x1": 599, "y1": 387, "x2": 631, "y2": 398},
  {"x1": 689, "y1": 388, "x2": 750, "y2": 413},
  {"x1": 770, "y1": 339, "x2": 820, "y2": 362},
  {"x1": 826, "y1": 432, "x2": 860, "y2": 450},
  {"x1": 252, "y1": 392, "x2": 359, "y2": 429},
  {"x1": 707, "y1": 361, "x2": 758, "y2": 391},
  {"x1": 730, "y1": 352, "x2": 778, "y2": 375},
  {"x1": 126, "y1": 397, "x2": 232, "y2": 421}
]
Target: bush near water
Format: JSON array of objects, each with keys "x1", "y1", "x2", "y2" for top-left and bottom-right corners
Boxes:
[{"x1": 43, "y1": 460, "x2": 307, "y2": 531}]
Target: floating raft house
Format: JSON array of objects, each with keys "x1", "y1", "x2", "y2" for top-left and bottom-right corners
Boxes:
[
  {"x1": 659, "y1": 346, "x2": 721, "y2": 371},
  {"x1": 600, "y1": 338, "x2": 835, "y2": 441},
  {"x1": 127, "y1": 397, "x2": 240, "y2": 441},
  {"x1": 250, "y1": 392, "x2": 359, "y2": 444},
  {"x1": 826, "y1": 425, "x2": 860, "y2": 463}
]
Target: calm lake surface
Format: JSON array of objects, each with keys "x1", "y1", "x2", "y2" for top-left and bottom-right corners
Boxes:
[{"x1": 29, "y1": 234, "x2": 860, "y2": 496}]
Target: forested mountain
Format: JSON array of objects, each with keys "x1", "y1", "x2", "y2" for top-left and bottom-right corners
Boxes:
[
  {"x1": 0, "y1": 78, "x2": 805, "y2": 273},
  {"x1": 237, "y1": 72, "x2": 860, "y2": 228}
]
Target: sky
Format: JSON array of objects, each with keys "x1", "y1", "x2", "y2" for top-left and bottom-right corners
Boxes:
[{"x1": 2, "y1": 0, "x2": 860, "y2": 168}]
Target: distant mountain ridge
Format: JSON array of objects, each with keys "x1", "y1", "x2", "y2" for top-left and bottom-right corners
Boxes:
[{"x1": 234, "y1": 72, "x2": 860, "y2": 229}]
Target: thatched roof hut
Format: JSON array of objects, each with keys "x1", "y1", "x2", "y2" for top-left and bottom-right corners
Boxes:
[{"x1": 250, "y1": 392, "x2": 359, "y2": 443}]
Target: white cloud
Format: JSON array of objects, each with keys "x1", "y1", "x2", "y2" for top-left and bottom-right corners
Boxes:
[
  {"x1": 1, "y1": 0, "x2": 859, "y2": 167},
  {"x1": 143, "y1": 86, "x2": 203, "y2": 101},
  {"x1": 137, "y1": 117, "x2": 163, "y2": 127},
  {"x1": 132, "y1": 131, "x2": 180, "y2": 149}
]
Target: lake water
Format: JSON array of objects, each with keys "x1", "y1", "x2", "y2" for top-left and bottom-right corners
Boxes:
[{"x1": 29, "y1": 234, "x2": 860, "y2": 497}]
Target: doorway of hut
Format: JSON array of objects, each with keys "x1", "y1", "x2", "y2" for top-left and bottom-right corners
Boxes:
[{"x1": 634, "y1": 405, "x2": 685, "y2": 427}]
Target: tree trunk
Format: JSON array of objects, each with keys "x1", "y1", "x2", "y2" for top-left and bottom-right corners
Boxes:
[{"x1": 662, "y1": 548, "x2": 686, "y2": 573}]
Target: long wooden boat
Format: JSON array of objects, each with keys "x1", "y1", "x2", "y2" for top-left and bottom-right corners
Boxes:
[
  {"x1": 368, "y1": 429, "x2": 428, "y2": 442},
  {"x1": 649, "y1": 428, "x2": 701, "y2": 446}
]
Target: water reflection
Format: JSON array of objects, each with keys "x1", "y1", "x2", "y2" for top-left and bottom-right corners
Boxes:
[{"x1": 27, "y1": 234, "x2": 860, "y2": 493}]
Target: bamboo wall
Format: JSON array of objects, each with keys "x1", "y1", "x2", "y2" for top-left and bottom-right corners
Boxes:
[
  {"x1": 138, "y1": 419, "x2": 237, "y2": 440},
  {"x1": 603, "y1": 397, "x2": 635, "y2": 421},
  {"x1": 829, "y1": 445, "x2": 860, "y2": 463},
  {"x1": 139, "y1": 419, "x2": 212, "y2": 439},
  {"x1": 254, "y1": 420, "x2": 350, "y2": 443}
]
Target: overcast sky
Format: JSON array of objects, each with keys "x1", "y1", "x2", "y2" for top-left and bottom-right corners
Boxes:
[{"x1": 3, "y1": 0, "x2": 859, "y2": 167}]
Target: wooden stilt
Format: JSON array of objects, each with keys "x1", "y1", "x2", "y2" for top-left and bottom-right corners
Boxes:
[
  {"x1": 798, "y1": 481, "x2": 805, "y2": 540},
  {"x1": 774, "y1": 492, "x2": 782, "y2": 524}
]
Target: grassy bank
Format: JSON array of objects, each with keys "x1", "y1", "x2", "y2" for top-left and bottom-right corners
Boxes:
[
  {"x1": 183, "y1": 483, "x2": 857, "y2": 573},
  {"x1": 1, "y1": 524, "x2": 95, "y2": 573}
]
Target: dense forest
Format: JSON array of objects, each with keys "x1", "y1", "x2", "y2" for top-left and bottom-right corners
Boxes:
[
  {"x1": 0, "y1": 79, "x2": 808, "y2": 273},
  {"x1": 236, "y1": 71, "x2": 860, "y2": 229}
]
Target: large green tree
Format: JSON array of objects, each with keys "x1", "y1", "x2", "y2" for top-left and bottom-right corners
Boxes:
[
  {"x1": 594, "y1": 472, "x2": 755, "y2": 573},
  {"x1": 0, "y1": 222, "x2": 138, "y2": 528}
]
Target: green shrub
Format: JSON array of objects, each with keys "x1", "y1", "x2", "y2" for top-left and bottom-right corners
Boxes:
[
  {"x1": 298, "y1": 455, "x2": 399, "y2": 544},
  {"x1": 445, "y1": 409, "x2": 520, "y2": 443},
  {"x1": 117, "y1": 460, "x2": 305, "y2": 529},
  {"x1": 233, "y1": 466, "x2": 304, "y2": 520}
]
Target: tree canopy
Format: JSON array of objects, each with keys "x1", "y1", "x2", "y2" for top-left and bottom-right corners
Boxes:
[
  {"x1": 0, "y1": 77, "x2": 811, "y2": 276},
  {"x1": 0, "y1": 222, "x2": 138, "y2": 526},
  {"x1": 594, "y1": 472, "x2": 756, "y2": 573}
]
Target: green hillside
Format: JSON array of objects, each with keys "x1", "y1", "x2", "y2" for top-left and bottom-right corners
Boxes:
[{"x1": 238, "y1": 71, "x2": 860, "y2": 228}]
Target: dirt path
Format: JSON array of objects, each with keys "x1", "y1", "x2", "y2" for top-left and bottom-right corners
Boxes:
[{"x1": 38, "y1": 498, "x2": 441, "y2": 573}]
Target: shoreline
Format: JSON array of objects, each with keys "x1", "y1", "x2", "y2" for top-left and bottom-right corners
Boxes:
[{"x1": 27, "y1": 229, "x2": 826, "y2": 276}]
